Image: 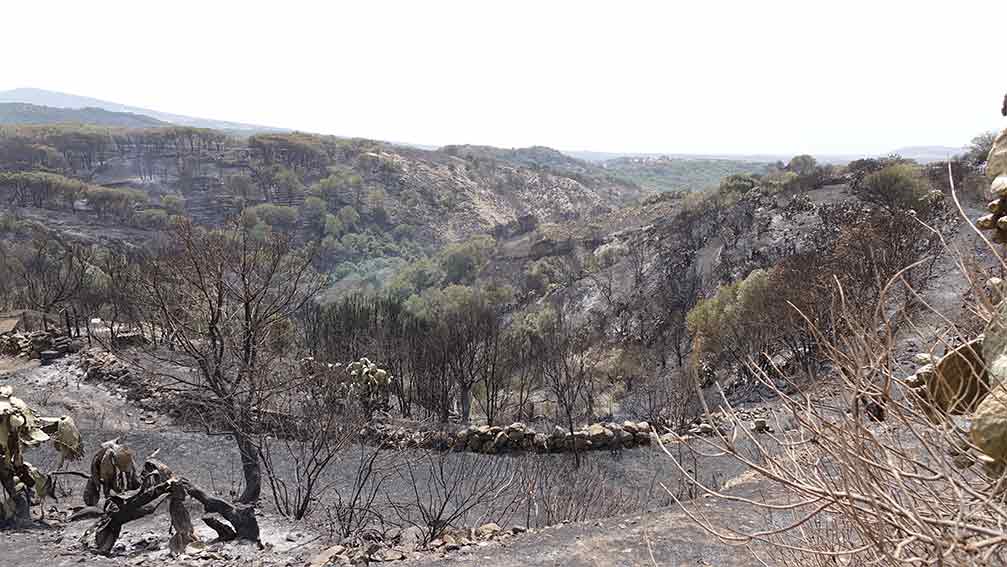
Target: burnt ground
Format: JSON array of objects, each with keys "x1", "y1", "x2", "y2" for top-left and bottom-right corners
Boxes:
[
  {"x1": 0, "y1": 216, "x2": 986, "y2": 567},
  {"x1": 405, "y1": 494, "x2": 773, "y2": 567},
  {"x1": 0, "y1": 355, "x2": 783, "y2": 567}
]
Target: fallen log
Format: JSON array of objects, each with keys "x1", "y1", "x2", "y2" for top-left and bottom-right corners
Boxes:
[
  {"x1": 92, "y1": 480, "x2": 173, "y2": 554},
  {"x1": 181, "y1": 480, "x2": 261, "y2": 545}
]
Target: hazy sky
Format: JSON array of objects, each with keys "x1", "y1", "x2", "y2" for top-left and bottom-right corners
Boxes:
[{"x1": 3, "y1": 1, "x2": 1005, "y2": 155}]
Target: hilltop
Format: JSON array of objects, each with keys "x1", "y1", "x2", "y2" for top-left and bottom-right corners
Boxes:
[
  {"x1": 0, "y1": 102, "x2": 167, "y2": 128},
  {"x1": 0, "y1": 87, "x2": 284, "y2": 133}
]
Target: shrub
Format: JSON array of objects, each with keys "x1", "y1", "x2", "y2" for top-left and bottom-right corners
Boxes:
[
  {"x1": 249, "y1": 203, "x2": 299, "y2": 231},
  {"x1": 857, "y1": 163, "x2": 933, "y2": 214}
]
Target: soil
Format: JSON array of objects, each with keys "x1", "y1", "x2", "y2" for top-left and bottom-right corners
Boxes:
[{"x1": 0, "y1": 354, "x2": 779, "y2": 567}]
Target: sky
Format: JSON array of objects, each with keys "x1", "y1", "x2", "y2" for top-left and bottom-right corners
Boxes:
[{"x1": 3, "y1": 1, "x2": 1005, "y2": 156}]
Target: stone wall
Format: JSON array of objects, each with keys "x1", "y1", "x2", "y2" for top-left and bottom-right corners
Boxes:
[
  {"x1": 0, "y1": 330, "x2": 74, "y2": 362},
  {"x1": 359, "y1": 420, "x2": 667, "y2": 454}
]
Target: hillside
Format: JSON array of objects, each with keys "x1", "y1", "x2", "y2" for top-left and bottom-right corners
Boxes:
[
  {"x1": 602, "y1": 156, "x2": 771, "y2": 192},
  {"x1": 0, "y1": 102, "x2": 167, "y2": 127},
  {"x1": 0, "y1": 87, "x2": 283, "y2": 133},
  {"x1": 0, "y1": 124, "x2": 647, "y2": 294},
  {"x1": 0, "y1": 103, "x2": 1001, "y2": 567}
]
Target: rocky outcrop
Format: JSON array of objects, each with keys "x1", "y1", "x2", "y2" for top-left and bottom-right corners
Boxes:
[
  {"x1": 976, "y1": 129, "x2": 1007, "y2": 243},
  {"x1": 964, "y1": 131, "x2": 1007, "y2": 468}
]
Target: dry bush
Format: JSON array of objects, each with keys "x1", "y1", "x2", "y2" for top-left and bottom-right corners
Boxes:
[
  {"x1": 662, "y1": 200, "x2": 1007, "y2": 565},
  {"x1": 512, "y1": 455, "x2": 649, "y2": 528},
  {"x1": 386, "y1": 451, "x2": 517, "y2": 544},
  {"x1": 324, "y1": 445, "x2": 398, "y2": 540}
]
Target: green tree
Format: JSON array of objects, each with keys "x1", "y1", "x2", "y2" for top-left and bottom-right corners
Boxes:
[
  {"x1": 300, "y1": 196, "x2": 328, "y2": 236},
  {"x1": 337, "y1": 206, "x2": 361, "y2": 231},
  {"x1": 858, "y1": 163, "x2": 932, "y2": 214},
  {"x1": 440, "y1": 235, "x2": 495, "y2": 285},
  {"x1": 787, "y1": 154, "x2": 818, "y2": 177}
]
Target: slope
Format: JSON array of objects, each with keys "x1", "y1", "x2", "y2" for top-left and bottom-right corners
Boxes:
[{"x1": 0, "y1": 87, "x2": 283, "y2": 133}]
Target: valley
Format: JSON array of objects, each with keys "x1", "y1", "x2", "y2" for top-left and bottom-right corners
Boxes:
[{"x1": 0, "y1": 91, "x2": 1005, "y2": 567}]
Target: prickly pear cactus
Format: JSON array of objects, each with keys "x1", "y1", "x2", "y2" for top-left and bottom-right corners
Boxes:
[
  {"x1": 0, "y1": 385, "x2": 82, "y2": 523},
  {"x1": 343, "y1": 357, "x2": 392, "y2": 417}
]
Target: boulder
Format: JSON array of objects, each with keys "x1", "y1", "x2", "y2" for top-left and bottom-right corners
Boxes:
[
  {"x1": 915, "y1": 338, "x2": 989, "y2": 416},
  {"x1": 476, "y1": 522, "x2": 501, "y2": 538},
  {"x1": 491, "y1": 431, "x2": 509, "y2": 452},
  {"x1": 397, "y1": 525, "x2": 425, "y2": 551},
  {"x1": 587, "y1": 423, "x2": 614, "y2": 447},
  {"x1": 989, "y1": 130, "x2": 1007, "y2": 180},
  {"x1": 309, "y1": 545, "x2": 346, "y2": 567},
  {"x1": 971, "y1": 385, "x2": 1007, "y2": 469},
  {"x1": 616, "y1": 429, "x2": 635, "y2": 447},
  {"x1": 531, "y1": 433, "x2": 547, "y2": 455}
]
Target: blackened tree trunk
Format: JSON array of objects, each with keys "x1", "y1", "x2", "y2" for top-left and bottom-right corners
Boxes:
[{"x1": 236, "y1": 432, "x2": 261, "y2": 504}]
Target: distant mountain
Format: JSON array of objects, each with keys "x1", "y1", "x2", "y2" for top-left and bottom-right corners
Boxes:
[
  {"x1": 886, "y1": 145, "x2": 966, "y2": 163},
  {"x1": 0, "y1": 102, "x2": 167, "y2": 128},
  {"x1": 569, "y1": 147, "x2": 967, "y2": 166},
  {"x1": 0, "y1": 88, "x2": 284, "y2": 134}
]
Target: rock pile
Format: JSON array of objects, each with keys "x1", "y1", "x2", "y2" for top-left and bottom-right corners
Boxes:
[
  {"x1": 977, "y1": 129, "x2": 1007, "y2": 243},
  {"x1": 309, "y1": 522, "x2": 527, "y2": 566},
  {"x1": 944, "y1": 128, "x2": 1007, "y2": 470},
  {"x1": 0, "y1": 330, "x2": 74, "y2": 362},
  {"x1": 78, "y1": 348, "x2": 134, "y2": 382},
  {"x1": 685, "y1": 406, "x2": 774, "y2": 436},
  {"x1": 359, "y1": 420, "x2": 656, "y2": 454}
]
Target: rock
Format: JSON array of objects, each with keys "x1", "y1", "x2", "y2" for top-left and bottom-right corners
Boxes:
[
  {"x1": 912, "y1": 353, "x2": 935, "y2": 365},
  {"x1": 752, "y1": 418, "x2": 769, "y2": 433},
  {"x1": 309, "y1": 545, "x2": 346, "y2": 567},
  {"x1": 587, "y1": 423, "x2": 614, "y2": 447},
  {"x1": 971, "y1": 385, "x2": 1007, "y2": 469},
  {"x1": 617, "y1": 429, "x2": 635, "y2": 447},
  {"x1": 396, "y1": 526, "x2": 424, "y2": 551},
  {"x1": 988, "y1": 277, "x2": 1006, "y2": 304},
  {"x1": 533, "y1": 433, "x2": 548, "y2": 452},
  {"x1": 476, "y1": 523, "x2": 501, "y2": 538},
  {"x1": 491, "y1": 431, "x2": 509, "y2": 452},
  {"x1": 622, "y1": 421, "x2": 638, "y2": 434},
  {"x1": 378, "y1": 548, "x2": 406, "y2": 561},
  {"x1": 511, "y1": 525, "x2": 527, "y2": 534},
  {"x1": 917, "y1": 338, "x2": 989, "y2": 416}
]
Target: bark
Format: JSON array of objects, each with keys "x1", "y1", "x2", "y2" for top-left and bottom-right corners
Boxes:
[
  {"x1": 235, "y1": 433, "x2": 261, "y2": 504},
  {"x1": 168, "y1": 482, "x2": 195, "y2": 555},
  {"x1": 182, "y1": 479, "x2": 261, "y2": 544},
  {"x1": 89, "y1": 477, "x2": 261, "y2": 554},
  {"x1": 459, "y1": 383, "x2": 472, "y2": 423},
  {"x1": 93, "y1": 480, "x2": 173, "y2": 554},
  {"x1": 202, "y1": 516, "x2": 237, "y2": 541}
]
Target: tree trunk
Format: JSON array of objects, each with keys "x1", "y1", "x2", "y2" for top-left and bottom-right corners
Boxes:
[
  {"x1": 236, "y1": 433, "x2": 261, "y2": 504},
  {"x1": 459, "y1": 383, "x2": 472, "y2": 423}
]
